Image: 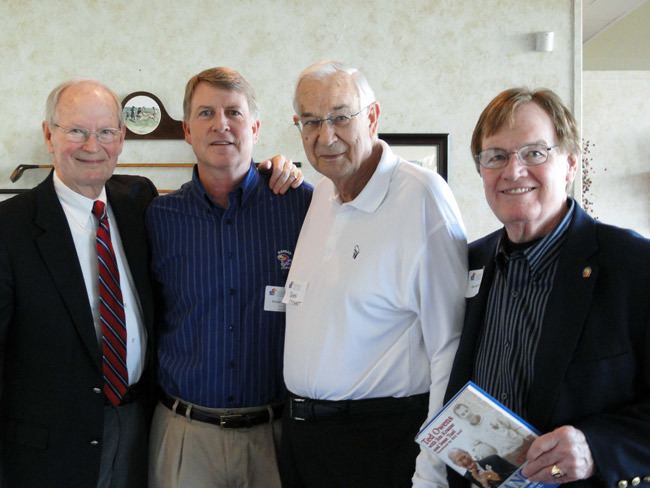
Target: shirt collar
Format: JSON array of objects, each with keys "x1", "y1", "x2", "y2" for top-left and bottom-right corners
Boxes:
[
  {"x1": 340, "y1": 139, "x2": 398, "y2": 213},
  {"x1": 190, "y1": 161, "x2": 259, "y2": 209},
  {"x1": 495, "y1": 198, "x2": 575, "y2": 274},
  {"x1": 53, "y1": 170, "x2": 107, "y2": 230}
]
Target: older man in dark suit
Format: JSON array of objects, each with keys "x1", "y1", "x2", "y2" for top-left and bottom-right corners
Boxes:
[
  {"x1": 444, "y1": 88, "x2": 650, "y2": 488},
  {"x1": 0, "y1": 80, "x2": 157, "y2": 488}
]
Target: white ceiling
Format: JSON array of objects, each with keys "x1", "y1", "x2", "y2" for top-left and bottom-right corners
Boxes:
[{"x1": 583, "y1": 0, "x2": 649, "y2": 42}]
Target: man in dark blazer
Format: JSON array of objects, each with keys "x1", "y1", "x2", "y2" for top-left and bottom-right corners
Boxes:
[
  {"x1": 0, "y1": 80, "x2": 157, "y2": 487},
  {"x1": 444, "y1": 88, "x2": 650, "y2": 488}
]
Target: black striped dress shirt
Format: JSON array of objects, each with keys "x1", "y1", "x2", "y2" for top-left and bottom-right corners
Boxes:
[{"x1": 474, "y1": 200, "x2": 575, "y2": 417}]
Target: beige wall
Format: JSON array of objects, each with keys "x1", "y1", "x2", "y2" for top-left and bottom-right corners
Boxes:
[
  {"x1": 0, "y1": 0, "x2": 579, "y2": 240},
  {"x1": 582, "y1": 71, "x2": 650, "y2": 237}
]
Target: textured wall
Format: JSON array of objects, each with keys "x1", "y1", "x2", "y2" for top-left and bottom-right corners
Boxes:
[
  {"x1": 0, "y1": 0, "x2": 577, "y2": 239},
  {"x1": 582, "y1": 71, "x2": 650, "y2": 237}
]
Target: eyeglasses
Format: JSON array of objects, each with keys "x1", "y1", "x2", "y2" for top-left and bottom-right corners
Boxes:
[
  {"x1": 53, "y1": 123, "x2": 122, "y2": 144},
  {"x1": 294, "y1": 103, "x2": 374, "y2": 136},
  {"x1": 475, "y1": 143, "x2": 559, "y2": 169}
]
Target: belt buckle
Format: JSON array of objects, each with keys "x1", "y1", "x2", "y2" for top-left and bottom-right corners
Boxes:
[
  {"x1": 290, "y1": 397, "x2": 309, "y2": 421},
  {"x1": 219, "y1": 413, "x2": 245, "y2": 428}
]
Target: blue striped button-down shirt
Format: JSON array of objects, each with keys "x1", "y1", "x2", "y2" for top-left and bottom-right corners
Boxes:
[
  {"x1": 474, "y1": 199, "x2": 575, "y2": 417},
  {"x1": 146, "y1": 164, "x2": 312, "y2": 408}
]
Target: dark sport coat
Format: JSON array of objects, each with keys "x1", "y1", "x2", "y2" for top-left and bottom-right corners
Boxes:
[
  {"x1": 446, "y1": 203, "x2": 650, "y2": 488},
  {"x1": 0, "y1": 172, "x2": 156, "y2": 487}
]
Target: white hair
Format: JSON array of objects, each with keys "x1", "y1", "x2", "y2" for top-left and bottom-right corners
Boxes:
[
  {"x1": 45, "y1": 79, "x2": 123, "y2": 126},
  {"x1": 293, "y1": 60, "x2": 376, "y2": 113}
]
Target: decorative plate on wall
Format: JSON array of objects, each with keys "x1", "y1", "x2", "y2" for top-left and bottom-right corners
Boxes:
[{"x1": 121, "y1": 91, "x2": 183, "y2": 140}]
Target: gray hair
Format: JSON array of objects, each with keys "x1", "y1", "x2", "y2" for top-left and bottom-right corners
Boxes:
[
  {"x1": 45, "y1": 79, "x2": 124, "y2": 126},
  {"x1": 293, "y1": 60, "x2": 376, "y2": 113}
]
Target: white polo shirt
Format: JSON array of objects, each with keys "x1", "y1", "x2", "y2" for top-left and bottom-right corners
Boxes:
[{"x1": 283, "y1": 140, "x2": 468, "y2": 486}]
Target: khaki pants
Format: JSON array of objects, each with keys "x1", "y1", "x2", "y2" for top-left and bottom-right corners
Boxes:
[{"x1": 149, "y1": 401, "x2": 282, "y2": 488}]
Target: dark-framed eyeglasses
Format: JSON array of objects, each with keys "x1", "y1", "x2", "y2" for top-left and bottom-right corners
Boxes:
[
  {"x1": 294, "y1": 103, "x2": 374, "y2": 136},
  {"x1": 475, "y1": 143, "x2": 559, "y2": 169},
  {"x1": 53, "y1": 123, "x2": 122, "y2": 144}
]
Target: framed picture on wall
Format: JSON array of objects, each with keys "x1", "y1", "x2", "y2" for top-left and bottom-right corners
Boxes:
[{"x1": 380, "y1": 133, "x2": 448, "y2": 181}]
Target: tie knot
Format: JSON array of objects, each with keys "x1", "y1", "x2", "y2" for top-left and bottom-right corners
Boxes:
[{"x1": 92, "y1": 200, "x2": 106, "y2": 220}]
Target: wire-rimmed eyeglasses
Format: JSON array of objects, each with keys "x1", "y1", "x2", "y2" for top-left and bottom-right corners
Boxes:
[
  {"x1": 53, "y1": 123, "x2": 122, "y2": 144},
  {"x1": 475, "y1": 143, "x2": 559, "y2": 169},
  {"x1": 294, "y1": 103, "x2": 374, "y2": 136}
]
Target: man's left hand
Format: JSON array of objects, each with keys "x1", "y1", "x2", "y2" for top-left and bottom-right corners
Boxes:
[
  {"x1": 258, "y1": 155, "x2": 304, "y2": 194},
  {"x1": 522, "y1": 425, "x2": 595, "y2": 483}
]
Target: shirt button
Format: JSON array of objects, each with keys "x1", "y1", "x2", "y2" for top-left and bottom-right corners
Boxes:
[
  {"x1": 512, "y1": 290, "x2": 519, "y2": 298},
  {"x1": 500, "y1": 393, "x2": 508, "y2": 401},
  {"x1": 93, "y1": 387, "x2": 102, "y2": 394},
  {"x1": 504, "y1": 341, "x2": 510, "y2": 349},
  {"x1": 90, "y1": 440, "x2": 100, "y2": 446},
  {"x1": 228, "y1": 324, "x2": 234, "y2": 331}
]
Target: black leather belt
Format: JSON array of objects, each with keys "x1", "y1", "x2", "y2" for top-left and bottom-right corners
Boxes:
[
  {"x1": 288, "y1": 392, "x2": 428, "y2": 422},
  {"x1": 161, "y1": 393, "x2": 283, "y2": 428}
]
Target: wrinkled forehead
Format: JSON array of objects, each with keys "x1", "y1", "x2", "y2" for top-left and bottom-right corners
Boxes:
[
  {"x1": 56, "y1": 83, "x2": 121, "y2": 124},
  {"x1": 296, "y1": 73, "x2": 359, "y2": 115}
]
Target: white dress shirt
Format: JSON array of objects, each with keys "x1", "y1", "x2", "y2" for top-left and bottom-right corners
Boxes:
[
  {"x1": 282, "y1": 140, "x2": 468, "y2": 486},
  {"x1": 54, "y1": 172, "x2": 146, "y2": 385}
]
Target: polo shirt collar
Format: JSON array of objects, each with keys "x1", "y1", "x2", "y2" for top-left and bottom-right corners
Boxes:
[{"x1": 341, "y1": 139, "x2": 398, "y2": 213}]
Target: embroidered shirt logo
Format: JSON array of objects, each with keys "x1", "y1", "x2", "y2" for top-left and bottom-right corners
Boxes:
[
  {"x1": 277, "y1": 250, "x2": 293, "y2": 270},
  {"x1": 353, "y1": 244, "x2": 360, "y2": 259}
]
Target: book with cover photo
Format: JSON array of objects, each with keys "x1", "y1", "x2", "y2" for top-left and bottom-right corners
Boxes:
[{"x1": 416, "y1": 381, "x2": 555, "y2": 488}]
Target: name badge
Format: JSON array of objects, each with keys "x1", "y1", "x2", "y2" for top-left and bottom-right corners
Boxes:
[
  {"x1": 264, "y1": 286, "x2": 286, "y2": 312},
  {"x1": 282, "y1": 280, "x2": 307, "y2": 306},
  {"x1": 465, "y1": 268, "x2": 484, "y2": 298}
]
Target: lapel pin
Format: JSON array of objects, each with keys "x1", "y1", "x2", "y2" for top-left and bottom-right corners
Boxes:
[{"x1": 582, "y1": 266, "x2": 592, "y2": 278}]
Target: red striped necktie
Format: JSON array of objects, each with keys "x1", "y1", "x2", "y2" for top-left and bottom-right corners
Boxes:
[{"x1": 92, "y1": 200, "x2": 128, "y2": 406}]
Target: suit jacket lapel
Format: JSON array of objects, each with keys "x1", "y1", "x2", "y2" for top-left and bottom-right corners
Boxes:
[
  {"x1": 527, "y1": 206, "x2": 599, "y2": 430},
  {"x1": 33, "y1": 174, "x2": 101, "y2": 370},
  {"x1": 446, "y1": 232, "x2": 500, "y2": 399}
]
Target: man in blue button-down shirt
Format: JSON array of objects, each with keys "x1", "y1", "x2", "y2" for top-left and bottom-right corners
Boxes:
[{"x1": 146, "y1": 67, "x2": 312, "y2": 488}]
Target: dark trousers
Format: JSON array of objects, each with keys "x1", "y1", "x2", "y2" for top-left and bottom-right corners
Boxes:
[
  {"x1": 279, "y1": 394, "x2": 428, "y2": 488},
  {"x1": 97, "y1": 399, "x2": 149, "y2": 488}
]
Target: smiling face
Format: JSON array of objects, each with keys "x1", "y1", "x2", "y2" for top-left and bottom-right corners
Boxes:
[
  {"x1": 479, "y1": 102, "x2": 577, "y2": 243},
  {"x1": 43, "y1": 82, "x2": 124, "y2": 199},
  {"x1": 184, "y1": 82, "x2": 260, "y2": 181},
  {"x1": 293, "y1": 72, "x2": 379, "y2": 190}
]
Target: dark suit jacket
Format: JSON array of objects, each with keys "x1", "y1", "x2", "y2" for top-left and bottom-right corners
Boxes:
[
  {"x1": 446, "y1": 203, "x2": 650, "y2": 488},
  {"x1": 0, "y1": 173, "x2": 157, "y2": 487}
]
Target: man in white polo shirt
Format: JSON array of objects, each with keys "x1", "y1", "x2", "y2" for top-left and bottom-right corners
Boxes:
[{"x1": 280, "y1": 60, "x2": 468, "y2": 487}]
